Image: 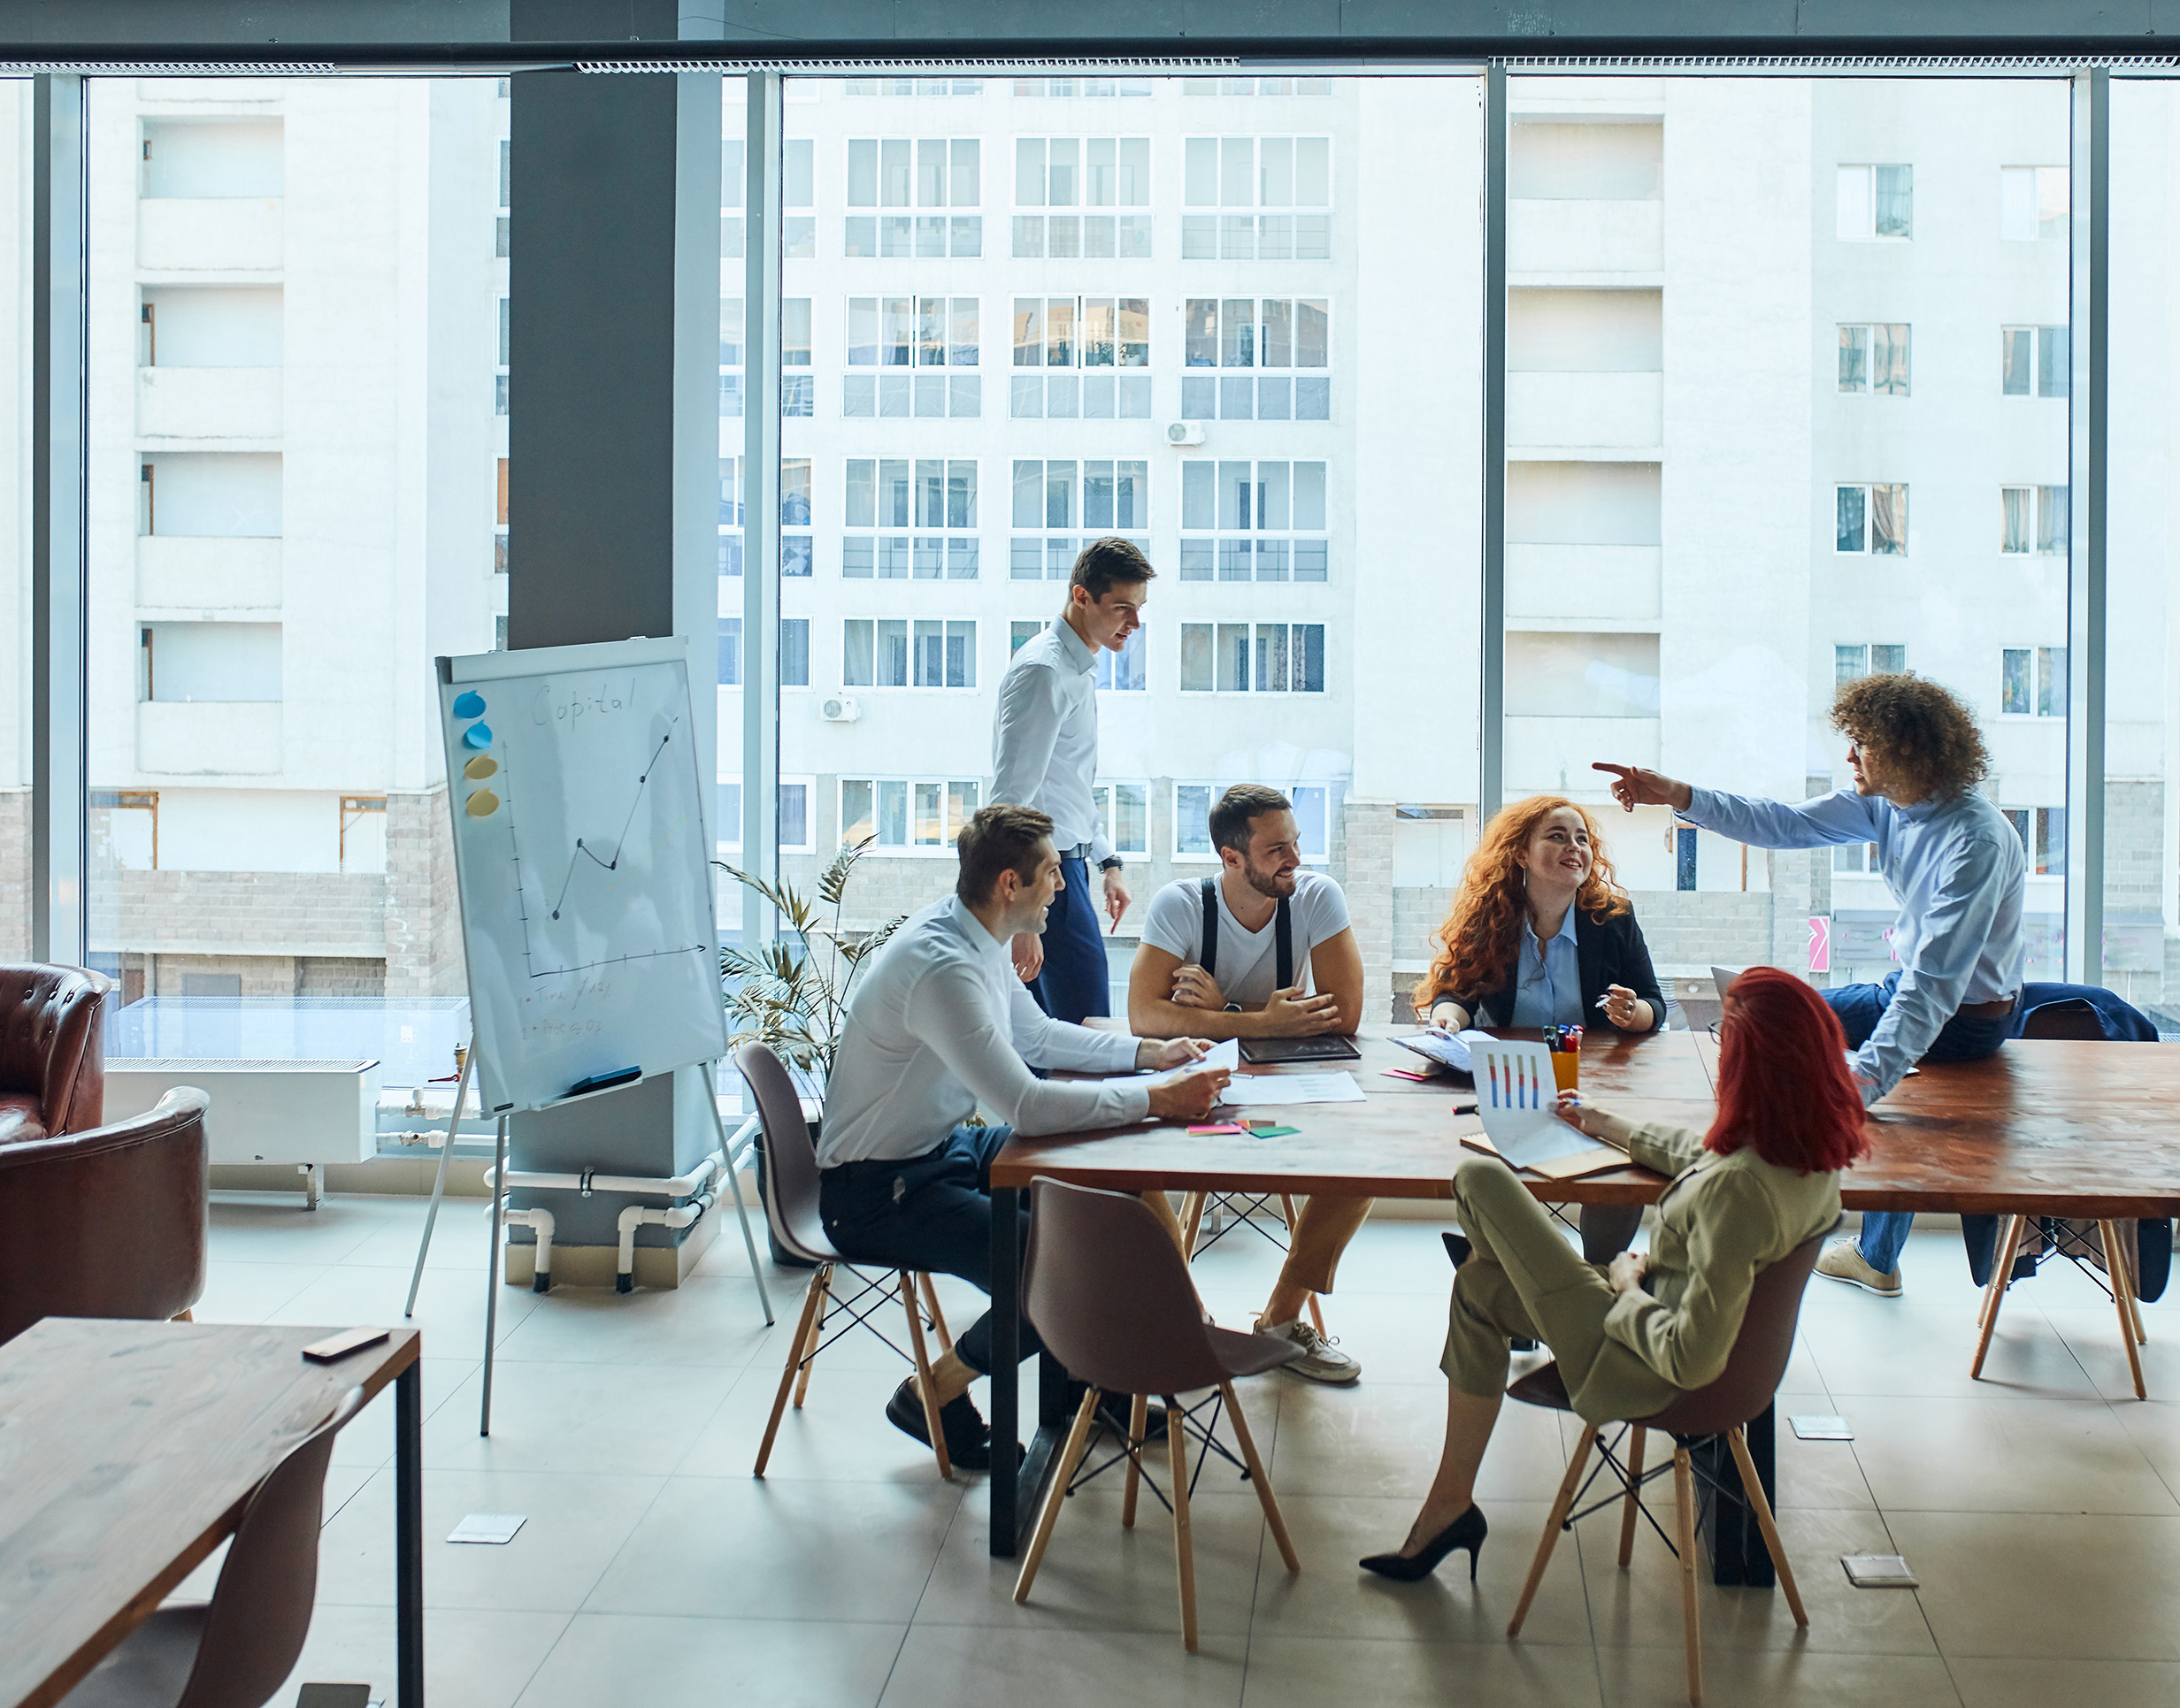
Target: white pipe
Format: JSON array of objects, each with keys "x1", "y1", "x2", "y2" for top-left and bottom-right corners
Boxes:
[
  {"x1": 501, "y1": 1205, "x2": 556, "y2": 1293},
  {"x1": 616, "y1": 1191, "x2": 714, "y2": 1293},
  {"x1": 480, "y1": 1147, "x2": 723, "y2": 1200}
]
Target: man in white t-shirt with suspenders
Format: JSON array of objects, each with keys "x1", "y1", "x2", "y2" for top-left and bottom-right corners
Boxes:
[{"x1": 1127, "y1": 784, "x2": 1369, "y2": 1383}]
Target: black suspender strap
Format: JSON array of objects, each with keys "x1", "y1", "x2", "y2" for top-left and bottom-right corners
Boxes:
[{"x1": 1201, "y1": 874, "x2": 1293, "y2": 989}]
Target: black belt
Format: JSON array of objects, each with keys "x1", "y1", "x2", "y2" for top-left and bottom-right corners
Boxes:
[{"x1": 1059, "y1": 842, "x2": 1094, "y2": 862}]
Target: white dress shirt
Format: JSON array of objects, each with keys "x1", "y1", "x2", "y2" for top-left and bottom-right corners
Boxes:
[
  {"x1": 991, "y1": 617, "x2": 1114, "y2": 865},
  {"x1": 1679, "y1": 785, "x2": 2026, "y2": 1099},
  {"x1": 817, "y1": 895, "x2": 1148, "y2": 1168}
]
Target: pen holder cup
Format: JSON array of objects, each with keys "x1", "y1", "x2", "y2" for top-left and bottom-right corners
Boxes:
[{"x1": 1549, "y1": 1052, "x2": 1580, "y2": 1094}]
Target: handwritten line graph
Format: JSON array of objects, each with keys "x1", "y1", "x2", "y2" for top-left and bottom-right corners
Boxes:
[{"x1": 549, "y1": 725, "x2": 675, "y2": 921}]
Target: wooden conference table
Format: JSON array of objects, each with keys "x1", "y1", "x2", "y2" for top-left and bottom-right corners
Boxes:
[
  {"x1": 984, "y1": 1025, "x2": 2180, "y2": 1566},
  {"x1": 0, "y1": 1320, "x2": 424, "y2": 1708}
]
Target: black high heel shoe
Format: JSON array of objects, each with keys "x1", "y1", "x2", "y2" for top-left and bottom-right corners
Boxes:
[{"x1": 1359, "y1": 1503, "x2": 1488, "y2": 1582}]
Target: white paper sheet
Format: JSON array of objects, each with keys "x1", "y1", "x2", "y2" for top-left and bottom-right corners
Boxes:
[
  {"x1": 1473, "y1": 1039, "x2": 1591, "y2": 1168},
  {"x1": 1393, "y1": 1028, "x2": 1495, "y2": 1073},
  {"x1": 1220, "y1": 1070, "x2": 1366, "y2": 1107}
]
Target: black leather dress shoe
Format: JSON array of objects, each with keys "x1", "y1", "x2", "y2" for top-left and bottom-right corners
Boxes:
[{"x1": 886, "y1": 1378, "x2": 1019, "y2": 1471}]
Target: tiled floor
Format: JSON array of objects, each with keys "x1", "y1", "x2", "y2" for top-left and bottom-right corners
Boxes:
[{"x1": 188, "y1": 1189, "x2": 2180, "y2": 1706}]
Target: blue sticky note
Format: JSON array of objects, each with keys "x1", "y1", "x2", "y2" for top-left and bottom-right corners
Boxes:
[
  {"x1": 462, "y1": 722, "x2": 494, "y2": 750},
  {"x1": 453, "y1": 691, "x2": 487, "y2": 718}
]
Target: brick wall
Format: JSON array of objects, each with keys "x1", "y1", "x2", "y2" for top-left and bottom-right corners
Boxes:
[
  {"x1": 93, "y1": 869, "x2": 388, "y2": 958},
  {"x1": 384, "y1": 787, "x2": 464, "y2": 998},
  {"x1": 0, "y1": 789, "x2": 27, "y2": 959},
  {"x1": 1339, "y1": 800, "x2": 1396, "y2": 1010}
]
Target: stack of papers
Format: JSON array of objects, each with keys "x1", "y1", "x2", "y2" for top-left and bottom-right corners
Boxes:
[{"x1": 1393, "y1": 1029, "x2": 1495, "y2": 1074}]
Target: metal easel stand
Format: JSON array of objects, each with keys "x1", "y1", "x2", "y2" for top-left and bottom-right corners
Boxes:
[{"x1": 405, "y1": 1045, "x2": 477, "y2": 1321}]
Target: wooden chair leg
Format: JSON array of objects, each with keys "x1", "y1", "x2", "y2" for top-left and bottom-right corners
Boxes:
[
  {"x1": 172, "y1": 1309, "x2": 193, "y2": 1322},
  {"x1": 755, "y1": 1269, "x2": 828, "y2": 1475},
  {"x1": 1220, "y1": 1381, "x2": 1298, "y2": 1573},
  {"x1": 2099, "y1": 1222, "x2": 2150, "y2": 1399},
  {"x1": 1508, "y1": 1421, "x2": 1596, "y2": 1638},
  {"x1": 792, "y1": 1268, "x2": 832, "y2": 1408},
  {"x1": 1617, "y1": 1425, "x2": 1647, "y2": 1569},
  {"x1": 1013, "y1": 1388, "x2": 1101, "y2": 1605},
  {"x1": 901, "y1": 1270, "x2": 953, "y2": 1482},
  {"x1": 1168, "y1": 1393, "x2": 1198, "y2": 1651},
  {"x1": 1673, "y1": 1445, "x2": 1703, "y2": 1707},
  {"x1": 918, "y1": 1272, "x2": 954, "y2": 1353},
  {"x1": 1180, "y1": 1191, "x2": 1208, "y2": 1257},
  {"x1": 1971, "y1": 1214, "x2": 2026, "y2": 1379},
  {"x1": 1122, "y1": 1394, "x2": 1150, "y2": 1528},
  {"x1": 1726, "y1": 1427, "x2": 1807, "y2": 1628}
]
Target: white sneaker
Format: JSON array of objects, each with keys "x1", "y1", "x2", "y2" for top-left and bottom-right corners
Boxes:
[
  {"x1": 1259, "y1": 1317, "x2": 1362, "y2": 1384},
  {"x1": 1815, "y1": 1237, "x2": 1903, "y2": 1298}
]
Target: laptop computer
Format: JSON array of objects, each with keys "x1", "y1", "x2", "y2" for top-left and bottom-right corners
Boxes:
[{"x1": 1239, "y1": 1034, "x2": 1362, "y2": 1066}]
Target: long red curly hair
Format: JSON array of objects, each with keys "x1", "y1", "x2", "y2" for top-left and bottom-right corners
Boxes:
[
  {"x1": 1412, "y1": 796, "x2": 1630, "y2": 1016},
  {"x1": 1708, "y1": 967, "x2": 1869, "y2": 1173}
]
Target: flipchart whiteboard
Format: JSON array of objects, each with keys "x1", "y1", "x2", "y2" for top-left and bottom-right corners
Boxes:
[{"x1": 436, "y1": 637, "x2": 729, "y2": 1114}]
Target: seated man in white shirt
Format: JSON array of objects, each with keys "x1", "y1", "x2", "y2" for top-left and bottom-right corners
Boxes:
[
  {"x1": 818, "y1": 804, "x2": 1226, "y2": 1470},
  {"x1": 1127, "y1": 784, "x2": 1369, "y2": 1385}
]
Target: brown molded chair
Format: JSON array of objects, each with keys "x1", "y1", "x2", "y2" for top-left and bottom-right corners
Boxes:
[
  {"x1": 0, "y1": 962, "x2": 109, "y2": 1145},
  {"x1": 59, "y1": 1384, "x2": 367, "y2": 1708},
  {"x1": 0, "y1": 1086, "x2": 210, "y2": 1346},
  {"x1": 736, "y1": 1043, "x2": 959, "y2": 1481},
  {"x1": 1972, "y1": 999, "x2": 2151, "y2": 1398},
  {"x1": 1505, "y1": 1224, "x2": 1835, "y2": 1707},
  {"x1": 1011, "y1": 1177, "x2": 1304, "y2": 1652}
]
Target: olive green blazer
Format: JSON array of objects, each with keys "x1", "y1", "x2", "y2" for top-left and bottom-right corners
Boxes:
[{"x1": 1602, "y1": 1121, "x2": 1843, "y2": 1395}]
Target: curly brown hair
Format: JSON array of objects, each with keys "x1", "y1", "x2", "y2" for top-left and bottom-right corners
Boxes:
[
  {"x1": 1831, "y1": 672, "x2": 1988, "y2": 802},
  {"x1": 1410, "y1": 797, "x2": 1631, "y2": 1018}
]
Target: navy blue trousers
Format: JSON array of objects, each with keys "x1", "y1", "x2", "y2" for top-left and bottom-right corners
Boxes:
[{"x1": 1030, "y1": 854, "x2": 1111, "y2": 1025}]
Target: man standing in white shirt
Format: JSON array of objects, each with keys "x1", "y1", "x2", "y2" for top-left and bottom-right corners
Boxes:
[
  {"x1": 990, "y1": 538, "x2": 1153, "y2": 1023},
  {"x1": 1128, "y1": 784, "x2": 1369, "y2": 1384},
  {"x1": 1596, "y1": 672, "x2": 2026, "y2": 1298},
  {"x1": 818, "y1": 804, "x2": 1225, "y2": 1469}
]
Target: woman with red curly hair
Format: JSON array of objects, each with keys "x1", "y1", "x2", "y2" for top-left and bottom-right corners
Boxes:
[
  {"x1": 1412, "y1": 796, "x2": 1667, "y2": 1260},
  {"x1": 1362, "y1": 968, "x2": 1862, "y2": 1582}
]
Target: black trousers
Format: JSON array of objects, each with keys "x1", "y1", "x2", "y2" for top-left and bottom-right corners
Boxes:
[{"x1": 818, "y1": 1122, "x2": 1041, "y2": 1375}]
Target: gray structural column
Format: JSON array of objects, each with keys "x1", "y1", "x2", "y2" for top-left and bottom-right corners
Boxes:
[
  {"x1": 741, "y1": 69, "x2": 780, "y2": 950},
  {"x1": 1478, "y1": 60, "x2": 1508, "y2": 830},
  {"x1": 2066, "y1": 65, "x2": 2107, "y2": 987},
  {"x1": 504, "y1": 16, "x2": 725, "y2": 1275},
  {"x1": 30, "y1": 74, "x2": 86, "y2": 967}
]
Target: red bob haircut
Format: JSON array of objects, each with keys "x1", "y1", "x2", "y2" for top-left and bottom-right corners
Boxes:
[{"x1": 1707, "y1": 967, "x2": 1870, "y2": 1175}]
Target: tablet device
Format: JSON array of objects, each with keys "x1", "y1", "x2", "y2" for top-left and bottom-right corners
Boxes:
[{"x1": 1238, "y1": 1034, "x2": 1362, "y2": 1065}]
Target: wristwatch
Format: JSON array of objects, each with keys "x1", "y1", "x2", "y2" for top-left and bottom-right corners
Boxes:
[
  {"x1": 1099, "y1": 856, "x2": 1123, "y2": 873},
  {"x1": 1224, "y1": 1002, "x2": 1242, "y2": 1014}
]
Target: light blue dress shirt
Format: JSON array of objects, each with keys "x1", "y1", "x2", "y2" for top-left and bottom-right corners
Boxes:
[
  {"x1": 1509, "y1": 905, "x2": 1585, "y2": 1028},
  {"x1": 1679, "y1": 785, "x2": 2026, "y2": 1099}
]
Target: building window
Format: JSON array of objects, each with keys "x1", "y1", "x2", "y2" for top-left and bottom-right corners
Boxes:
[
  {"x1": 1010, "y1": 459, "x2": 1148, "y2": 580},
  {"x1": 783, "y1": 137, "x2": 815, "y2": 258},
  {"x1": 2000, "y1": 646, "x2": 2066, "y2": 717},
  {"x1": 1009, "y1": 619, "x2": 1042, "y2": 655},
  {"x1": 781, "y1": 458, "x2": 813, "y2": 577},
  {"x1": 1836, "y1": 323, "x2": 1908, "y2": 395},
  {"x1": 721, "y1": 137, "x2": 745, "y2": 258},
  {"x1": 1182, "y1": 297, "x2": 1329, "y2": 421},
  {"x1": 1183, "y1": 136, "x2": 1332, "y2": 259},
  {"x1": 339, "y1": 795, "x2": 388, "y2": 874},
  {"x1": 2002, "y1": 806, "x2": 2067, "y2": 875},
  {"x1": 91, "y1": 790, "x2": 159, "y2": 870},
  {"x1": 2001, "y1": 325, "x2": 2068, "y2": 398},
  {"x1": 718, "y1": 616, "x2": 742, "y2": 687},
  {"x1": 1095, "y1": 626, "x2": 1147, "y2": 692},
  {"x1": 1179, "y1": 460, "x2": 1329, "y2": 582},
  {"x1": 1837, "y1": 164, "x2": 1912, "y2": 240},
  {"x1": 844, "y1": 295, "x2": 979, "y2": 418},
  {"x1": 840, "y1": 777, "x2": 982, "y2": 851},
  {"x1": 781, "y1": 297, "x2": 813, "y2": 416},
  {"x1": 1171, "y1": 780, "x2": 1332, "y2": 860},
  {"x1": 2000, "y1": 165, "x2": 2069, "y2": 241},
  {"x1": 719, "y1": 295, "x2": 744, "y2": 419},
  {"x1": 843, "y1": 458, "x2": 979, "y2": 579},
  {"x1": 843, "y1": 618, "x2": 977, "y2": 688},
  {"x1": 1676, "y1": 828, "x2": 1698, "y2": 891},
  {"x1": 1182, "y1": 76, "x2": 1334, "y2": 96},
  {"x1": 846, "y1": 138, "x2": 981, "y2": 257},
  {"x1": 1833, "y1": 840, "x2": 1880, "y2": 875},
  {"x1": 782, "y1": 617, "x2": 810, "y2": 688},
  {"x1": 2000, "y1": 485, "x2": 2068, "y2": 555},
  {"x1": 1835, "y1": 643, "x2": 1907, "y2": 685},
  {"x1": 718, "y1": 456, "x2": 743, "y2": 576},
  {"x1": 844, "y1": 77, "x2": 985, "y2": 96},
  {"x1": 1835, "y1": 483, "x2": 1907, "y2": 555},
  {"x1": 1012, "y1": 136, "x2": 1152, "y2": 257},
  {"x1": 1091, "y1": 782, "x2": 1152, "y2": 854},
  {"x1": 717, "y1": 779, "x2": 816, "y2": 853},
  {"x1": 1178, "y1": 622, "x2": 1326, "y2": 693},
  {"x1": 1015, "y1": 77, "x2": 1155, "y2": 97},
  {"x1": 1009, "y1": 296, "x2": 1150, "y2": 418}
]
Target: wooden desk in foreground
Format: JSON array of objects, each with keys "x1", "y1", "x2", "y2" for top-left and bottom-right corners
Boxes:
[
  {"x1": 985, "y1": 1028, "x2": 2180, "y2": 1564},
  {"x1": 0, "y1": 1320, "x2": 424, "y2": 1708}
]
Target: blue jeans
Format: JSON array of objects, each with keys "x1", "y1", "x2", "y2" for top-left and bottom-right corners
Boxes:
[
  {"x1": 1029, "y1": 854, "x2": 1111, "y2": 1025},
  {"x1": 1823, "y1": 970, "x2": 2016, "y2": 1275}
]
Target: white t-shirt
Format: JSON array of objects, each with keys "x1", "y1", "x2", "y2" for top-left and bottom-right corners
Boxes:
[{"x1": 1140, "y1": 870, "x2": 1353, "y2": 1010}]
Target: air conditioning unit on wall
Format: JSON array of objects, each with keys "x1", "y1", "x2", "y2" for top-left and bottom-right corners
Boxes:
[
  {"x1": 820, "y1": 694, "x2": 861, "y2": 723},
  {"x1": 1166, "y1": 421, "x2": 1205, "y2": 447}
]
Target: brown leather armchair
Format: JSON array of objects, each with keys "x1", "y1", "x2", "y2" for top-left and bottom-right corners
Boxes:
[
  {"x1": 0, "y1": 962, "x2": 109, "y2": 1144},
  {"x1": 0, "y1": 1086, "x2": 210, "y2": 1345}
]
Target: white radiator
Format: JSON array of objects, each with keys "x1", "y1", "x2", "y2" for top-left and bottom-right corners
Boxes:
[{"x1": 105, "y1": 1059, "x2": 381, "y2": 1167}]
